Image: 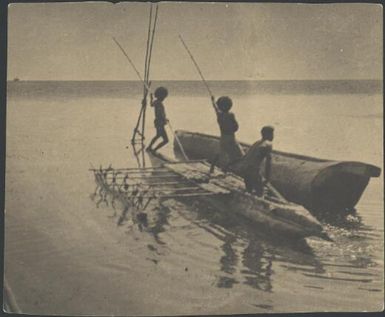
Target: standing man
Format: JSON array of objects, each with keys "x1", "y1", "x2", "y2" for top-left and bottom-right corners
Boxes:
[
  {"x1": 146, "y1": 87, "x2": 169, "y2": 153},
  {"x1": 210, "y1": 96, "x2": 244, "y2": 172}
]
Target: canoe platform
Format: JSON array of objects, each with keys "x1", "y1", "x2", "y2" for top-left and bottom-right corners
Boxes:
[
  {"x1": 90, "y1": 162, "x2": 228, "y2": 202},
  {"x1": 90, "y1": 160, "x2": 284, "y2": 207},
  {"x1": 90, "y1": 156, "x2": 330, "y2": 240}
]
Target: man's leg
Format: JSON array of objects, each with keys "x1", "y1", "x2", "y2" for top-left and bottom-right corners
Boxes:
[
  {"x1": 244, "y1": 176, "x2": 254, "y2": 193},
  {"x1": 209, "y1": 154, "x2": 219, "y2": 174},
  {"x1": 152, "y1": 127, "x2": 169, "y2": 152},
  {"x1": 146, "y1": 134, "x2": 159, "y2": 151},
  {"x1": 147, "y1": 125, "x2": 164, "y2": 151},
  {"x1": 254, "y1": 174, "x2": 264, "y2": 197}
]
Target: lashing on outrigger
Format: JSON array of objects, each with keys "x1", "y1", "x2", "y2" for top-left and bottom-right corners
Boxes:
[{"x1": 90, "y1": 158, "x2": 331, "y2": 240}]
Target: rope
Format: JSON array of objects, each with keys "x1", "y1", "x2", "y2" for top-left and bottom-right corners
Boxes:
[{"x1": 167, "y1": 121, "x2": 189, "y2": 161}]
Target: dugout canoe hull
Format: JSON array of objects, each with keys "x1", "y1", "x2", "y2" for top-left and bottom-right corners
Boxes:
[
  {"x1": 147, "y1": 151, "x2": 330, "y2": 240},
  {"x1": 173, "y1": 130, "x2": 381, "y2": 214}
]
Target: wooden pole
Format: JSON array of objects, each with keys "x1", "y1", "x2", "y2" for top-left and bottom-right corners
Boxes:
[
  {"x1": 112, "y1": 37, "x2": 148, "y2": 88},
  {"x1": 178, "y1": 34, "x2": 218, "y2": 113},
  {"x1": 167, "y1": 121, "x2": 189, "y2": 161},
  {"x1": 140, "y1": 4, "x2": 154, "y2": 142}
]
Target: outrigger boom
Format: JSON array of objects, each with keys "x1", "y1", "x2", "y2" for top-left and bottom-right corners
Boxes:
[{"x1": 91, "y1": 156, "x2": 331, "y2": 240}]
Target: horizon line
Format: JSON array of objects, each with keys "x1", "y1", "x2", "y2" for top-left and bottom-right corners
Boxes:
[{"x1": 7, "y1": 78, "x2": 383, "y2": 82}]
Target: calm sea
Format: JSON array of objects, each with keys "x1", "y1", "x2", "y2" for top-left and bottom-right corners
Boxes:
[{"x1": 5, "y1": 80, "x2": 383, "y2": 315}]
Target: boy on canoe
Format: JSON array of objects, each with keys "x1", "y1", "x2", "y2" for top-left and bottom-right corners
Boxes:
[
  {"x1": 210, "y1": 96, "x2": 244, "y2": 171},
  {"x1": 146, "y1": 87, "x2": 169, "y2": 153},
  {"x1": 231, "y1": 126, "x2": 274, "y2": 196}
]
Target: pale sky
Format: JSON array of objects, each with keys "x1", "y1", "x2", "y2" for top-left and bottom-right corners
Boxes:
[{"x1": 7, "y1": 2, "x2": 383, "y2": 80}]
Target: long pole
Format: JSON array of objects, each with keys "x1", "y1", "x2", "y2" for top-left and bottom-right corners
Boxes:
[
  {"x1": 112, "y1": 36, "x2": 152, "y2": 144},
  {"x1": 132, "y1": 102, "x2": 146, "y2": 141},
  {"x1": 112, "y1": 37, "x2": 150, "y2": 91},
  {"x1": 143, "y1": 4, "x2": 153, "y2": 86},
  {"x1": 167, "y1": 121, "x2": 189, "y2": 161},
  {"x1": 140, "y1": 4, "x2": 154, "y2": 143},
  {"x1": 178, "y1": 34, "x2": 216, "y2": 108},
  {"x1": 141, "y1": 4, "x2": 159, "y2": 142},
  {"x1": 112, "y1": 5, "x2": 159, "y2": 145},
  {"x1": 146, "y1": 4, "x2": 159, "y2": 85}
]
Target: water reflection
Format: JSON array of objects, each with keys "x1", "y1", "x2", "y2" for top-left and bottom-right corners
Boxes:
[
  {"x1": 90, "y1": 174, "x2": 324, "y2": 294},
  {"x1": 217, "y1": 236, "x2": 239, "y2": 288},
  {"x1": 220, "y1": 236, "x2": 238, "y2": 275},
  {"x1": 188, "y1": 199, "x2": 323, "y2": 292},
  {"x1": 90, "y1": 176, "x2": 170, "y2": 245},
  {"x1": 89, "y1": 148, "x2": 382, "y2": 300},
  {"x1": 241, "y1": 237, "x2": 273, "y2": 292},
  {"x1": 138, "y1": 205, "x2": 170, "y2": 245}
]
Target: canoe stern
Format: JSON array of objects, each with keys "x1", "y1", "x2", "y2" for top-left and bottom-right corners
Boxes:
[{"x1": 228, "y1": 191, "x2": 327, "y2": 239}]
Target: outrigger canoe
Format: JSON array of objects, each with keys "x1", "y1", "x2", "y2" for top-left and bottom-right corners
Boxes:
[
  {"x1": 173, "y1": 130, "x2": 381, "y2": 214},
  {"x1": 90, "y1": 154, "x2": 330, "y2": 240},
  {"x1": 145, "y1": 151, "x2": 330, "y2": 240}
]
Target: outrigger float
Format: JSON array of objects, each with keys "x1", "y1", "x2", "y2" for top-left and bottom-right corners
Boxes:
[
  {"x1": 90, "y1": 151, "x2": 331, "y2": 240},
  {"x1": 173, "y1": 130, "x2": 381, "y2": 214}
]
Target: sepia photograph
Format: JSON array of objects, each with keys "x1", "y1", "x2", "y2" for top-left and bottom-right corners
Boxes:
[{"x1": 4, "y1": 1, "x2": 383, "y2": 315}]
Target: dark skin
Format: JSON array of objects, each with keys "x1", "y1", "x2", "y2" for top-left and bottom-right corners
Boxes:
[
  {"x1": 263, "y1": 131, "x2": 273, "y2": 185},
  {"x1": 208, "y1": 96, "x2": 219, "y2": 173},
  {"x1": 146, "y1": 95, "x2": 169, "y2": 152},
  {"x1": 211, "y1": 95, "x2": 219, "y2": 114},
  {"x1": 243, "y1": 130, "x2": 273, "y2": 196},
  {"x1": 209, "y1": 96, "x2": 240, "y2": 173},
  {"x1": 209, "y1": 96, "x2": 223, "y2": 174},
  {"x1": 243, "y1": 130, "x2": 274, "y2": 197}
]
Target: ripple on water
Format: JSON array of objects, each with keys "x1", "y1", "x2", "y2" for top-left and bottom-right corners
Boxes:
[{"x1": 89, "y1": 168, "x2": 383, "y2": 312}]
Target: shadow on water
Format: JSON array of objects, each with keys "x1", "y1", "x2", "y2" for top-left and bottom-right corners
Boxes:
[
  {"x1": 155, "y1": 149, "x2": 324, "y2": 289},
  {"x1": 89, "y1": 168, "x2": 323, "y2": 294},
  {"x1": 185, "y1": 198, "x2": 324, "y2": 292},
  {"x1": 137, "y1": 205, "x2": 170, "y2": 245},
  {"x1": 90, "y1": 146, "x2": 382, "y2": 298},
  {"x1": 90, "y1": 177, "x2": 171, "y2": 246}
]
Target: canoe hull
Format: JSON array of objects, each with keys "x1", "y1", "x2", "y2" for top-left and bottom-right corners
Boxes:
[{"x1": 173, "y1": 130, "x2": 381, "y2": 214}]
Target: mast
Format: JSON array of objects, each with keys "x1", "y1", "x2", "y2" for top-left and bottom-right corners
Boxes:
[{"x1": 131, "y1": 4, "x2": 159, "y2": 145}]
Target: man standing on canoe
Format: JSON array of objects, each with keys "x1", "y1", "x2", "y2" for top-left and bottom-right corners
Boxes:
[
  {"x1": 210, "y1": 96, "x2": 244, "y2": 171},
  {"x1": 231, "y1": 126, "x2": 274, "y2": 197},
  {"x1": 146, "y1": 87, "x2": 169, "y2": 153}
]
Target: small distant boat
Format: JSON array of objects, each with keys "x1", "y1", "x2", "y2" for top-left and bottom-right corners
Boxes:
[{"x1": 173, "y1": 130, "x2": 381, "y2": 214}]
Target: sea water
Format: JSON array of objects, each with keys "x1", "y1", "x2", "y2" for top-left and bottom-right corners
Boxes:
[{"x1": 5, "y1": 80, "x2": 383, "y2": 314}]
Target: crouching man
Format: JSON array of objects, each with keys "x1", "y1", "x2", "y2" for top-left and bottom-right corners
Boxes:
[{"x1": 232, "y1": 126, "x2": 274, "y2": 196}]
